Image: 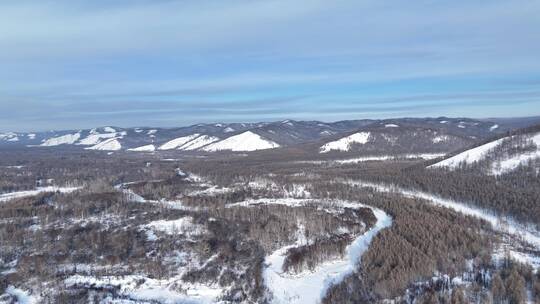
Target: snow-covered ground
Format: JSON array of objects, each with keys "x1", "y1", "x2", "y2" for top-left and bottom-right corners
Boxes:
[
  {"x1": 40, "y1": 132, "x2": 80, "y2": 146},
  {"x1": 77, "y1": 132, "x2": 118, "y2": 145},
  {"x1": 296, "y1": 153, "x2": 446, "y2": 165},
  {"x1": 430, "y1": 138, "x2": 505, "y2": 169},
  {"x1": 178, "y1": 135, "x2": 220, "y2": 151},
  {"x1": 254, "y1": 199, "x2": 392, "y2": 304},
  {"x1": 141, "y1": 216, "x2": 207, "y2": 240},
  {"x1": 64, "y1": 273, "x2": 223, "y2": 304},
  {"x1": 85, "y1": 137, "x2": 122, "y2": 151},
  {"x1": 320, "y1": 132, "x2": 371, "y2": 153},
  {"x1": 202, "y1": 131, "x2": 280, "y2": 152},
  {"x1": 0, "y1": 186, "x2": 81, "y2": 202},
  {"x1": 127, "y1": 144, "x2": 156, "y2": 152},
  {"x1": 431, "y1": 132, "x2": 540, "y2": 175},
  {"x1": 158, "y1": 134, "x2": 200, "y2": 150},
  {"x1": 345, "y1": 180, "x2": 540, "y2": 268},
  {"x1": 4, "y1": 286, "x2": 41, "y2": 304}
]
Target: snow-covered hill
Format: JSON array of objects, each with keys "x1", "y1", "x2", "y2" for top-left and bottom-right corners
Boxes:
[
  {"x1": 318, "y1": 125, "x2": 474, "y2": 155},
  {"x1": 320, "y1": 132, "x2": 371, "y2": 153},
  {"x1": 158, "y1": 134, "x2": 201, "y2": 150},
  {"x1": 202, "y1": 131, "x2": 280, "y2": 152},
  {"x1": 430, "y1": 129, "x2": 540, "y2": 175},
  {"x1": 3, "y1": 117, "x2": 540, "y2": 154},
  {"x1": 40, "y1": 132, "x2": 81, "y2": 146},
  {"x1": 85, "y1": 138, "x2": 122, "y2": 151},
  {"x1": 127, "y1": 144, "x2": 156, "y2": 152},
  {"x1": 177, "y1": 135, "x2": 219, "y2": 151}
]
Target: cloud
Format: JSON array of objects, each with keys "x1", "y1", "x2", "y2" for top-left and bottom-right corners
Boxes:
[{"x1": 0, "y1": 0, "x2": 539, "y2": 131}]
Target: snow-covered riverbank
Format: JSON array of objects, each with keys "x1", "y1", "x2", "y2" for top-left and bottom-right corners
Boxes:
[
  {"x1": 345, "y1": 179, "x2": 540, "y2": 268},
  {"x1": 0, "y1": 186, "x2": 81, "y2": 202},
  {"x1": 262, "y1": 202, "x2": 392, "y2": 304}
]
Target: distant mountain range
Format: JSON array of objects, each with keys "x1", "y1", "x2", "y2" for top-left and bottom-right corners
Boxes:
[{"x1": 2, "y1": 116, "x2": 540, "y2": 154}]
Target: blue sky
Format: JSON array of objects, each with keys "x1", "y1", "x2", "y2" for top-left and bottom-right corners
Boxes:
[{"x1": 1, "y1": 0, "x2": 540, "y2": 132}]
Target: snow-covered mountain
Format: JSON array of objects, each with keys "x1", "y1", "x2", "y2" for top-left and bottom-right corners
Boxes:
[
  {"x1": 201, "y1": 131, "x2": 280, "y2": 152},
  {"x1": 320, "y1": 132, "x2": 371, "y2": 153},
  {"x1": 318, "y1": 123, "x2": 477, "y2": 155},
  {"x1": 2, "y1": 117, "x2": 540, "y2": 154},
  {"x1": 430, "y1": 126, "x2": 540, "y2": 175}
]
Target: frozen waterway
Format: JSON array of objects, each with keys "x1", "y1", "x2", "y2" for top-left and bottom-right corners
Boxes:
[{"x1": 262, "y1": 202, "x2": 392, "y2": 304}]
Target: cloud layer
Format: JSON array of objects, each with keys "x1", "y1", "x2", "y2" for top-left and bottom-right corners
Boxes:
[{"x1": 1, "y1": 0, "x2": 539, "y2": 131}]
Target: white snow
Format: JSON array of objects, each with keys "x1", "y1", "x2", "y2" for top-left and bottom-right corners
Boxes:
[
  {"x1": 103, "y1": 126, "x2": 116, "y2": 133},
  {"x1": 85, "y1": 138, "x2": 122, "y2": 151},
  {"x1": 296, "y1": 153, "x2": 446, "y2": 165},
  {"x1": 202, "y1": 131, "x2": 280, "y2": 152},
  {"x1": 65, "y1": 274, "x2": 222, "y2": 304},
  {"x1": 261, "y1": 201, "x2": 392, "y2": 304},
  {"x1": 27, "y1": 133, "x2": 36, "y2": 139},
  {"x1": 335, "y1": 153, "x2": 445, "y2": 163},
  {"x1": 431, "y1": 133, "x2": 540, "y2": 174},
  {"x1": 77, "y1": 132, "x2": 118, "y2": 145},
  {"x1": 5, "y1": 286, "x2": 40, "y2": 304},
  {"x1": 147, "y1": 129, "x2": 157, "y2": 135},
  {"x1": 127, "y1": 144, "x2": 155, "y2": 152},
  {"x1": 432, "y1": 135, "x2": 449, "y2": 143},
  {"x1": 188, "y1": 186, "x2": 234, "y2": 197},
  {"x1": 158, "y1": 134, "x2": 200, "y2": 150},
  {"x1": 142, "y1": 217, "x2": 207, "y2": 238},
  {"x1": 490, "y1": 124, "x2": 499, "y2": 131},
  {"x1": 346, "y1": 179, "x2": 540, "y2": 267},
  {"x1": 223, "y1": 127, "x2": 235, "y2": 133},
  {"x1": 440, "y1": 120, "x2": 449, "y2": 124},
  {"x1": 385, "y1": 124, "x2": 399, "y2": 128},
  {"x1": 319, "y1": 130, "x2": 333, "y2": 136},
  {"x1": 282, "y1": 120, "x2": 294, "y2": 126},
  {"x1": 320, "y1": 132, "x2": 371, "y2": 153},
  {"x1": 40, "y1": 132, "x2": 80, "y2": 146},
  {"x1": 1, "y1": 132, "x2": 19, "y2": 141},
  {"x1": 430, "y1": 138, "x2": 505, "y2": 169},
  {"x1": 178, "y1": 135, "x2": 219, "y2": 151},
  {"x1": 0, "y1": 186, "x2": 81, "y2": 202}
]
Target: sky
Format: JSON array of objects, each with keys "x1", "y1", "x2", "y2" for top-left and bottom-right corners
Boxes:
[{"x1": 1, "y1": 0, "x2": 540, "y2": 132}]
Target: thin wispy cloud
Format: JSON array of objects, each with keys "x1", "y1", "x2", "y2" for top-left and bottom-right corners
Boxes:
[{"x1": 1, "y1": 0, "x2": 539, "y2": 131}]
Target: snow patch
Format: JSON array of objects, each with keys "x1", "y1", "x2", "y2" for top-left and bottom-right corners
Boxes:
[
  {"x1": 202, "y1": 131, "x2": 280, "y2": 152},
  {"x1": 347, "y1": 179, "x2": 540, "y2": 267},
  {"x1": 77, "y1": 133, "x2": 116, "y2": 145},
  {"x1": 40, "y1": 132, "x2": 80, "y2": 146},
  {"x1": 158, "y1": 134, "x2": 200, "y2": 150},
  {"x1": 5, "y1": 286, "x2": 40, "y2": 304},
  {"x1": 430, "y1": 138, "x2": 505, "y2": 169},
  {"x1": 385, "y1": 124, "x2": 399, "y2": 128},
  {"x1": 260, "y1": 200, "x2": 392, "y2": 304},
  {"x1": 142, "y1": 217, "x2": 207, "y2": 238},
  {"x1": 320, "y1": 132, "x2": 371, "y2": 153},
  {"x1": 178, "y1": 135, "x2": 219, "y2": 151},
  {"x1": 0, "y1": 186, "x2": 81, "y2": 202},
  {"x1": 432, "y1": 135, "x2": 449, "y2": 143},
  {"x1": 127, "y1": 144, "x2": 155, "y2": 152},
  {"x1": 85, "y1": 138, "x2": 122, "y2": 151}
]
